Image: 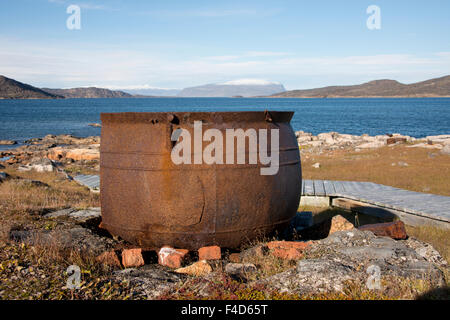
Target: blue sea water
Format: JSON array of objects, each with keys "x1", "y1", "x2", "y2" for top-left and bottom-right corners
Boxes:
[{"x1": 0, "y1": 98, "x2": 449, "y2": 147}]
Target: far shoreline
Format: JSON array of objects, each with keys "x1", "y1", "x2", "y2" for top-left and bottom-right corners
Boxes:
[
  {"x1": 2, "y1": 130, "x2": 450, "y2": 153},
  {"x1": 2, "y1": 126, "x2": 450, "y2": 151},
  {"x1": 259, "y1": 95, "x2": 450, "y2": 99},
  {"x1": 2, "y1": 96, "x2": 450, "y2": 100}
]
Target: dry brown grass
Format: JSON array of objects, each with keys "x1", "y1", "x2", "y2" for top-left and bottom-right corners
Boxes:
[
  {"x1": 0, "y1": 168, "x2": 99, "y2": 230},
  {"x1": 0, "y1": 169, "x2": 131, "y2": 299},
  {"x1": 64, "y1": 163, "x2": 99, "y2": 176},
  {"x1": 301, "y1": 145, "x2": 450, "y2": 196},
  {"x1": 241, "y1": 251, "x2": 296, "y2": 280},
  {"x1": 0, "y1": 241, "x2": 132, "y2": 299}
]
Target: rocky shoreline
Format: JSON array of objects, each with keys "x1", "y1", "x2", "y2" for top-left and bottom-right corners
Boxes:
[
  {"x1": 0, "y1": 134, "x2": 100, "y2": 171},
  {"x1": 296, "y1": 131, "x2": 450, "y2": 154}
]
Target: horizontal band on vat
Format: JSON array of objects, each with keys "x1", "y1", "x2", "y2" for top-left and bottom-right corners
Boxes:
[
  {"x1": 100, "y1": 160, "x2": 300, "y2": 171},
  {"x1": 100, "y1": 146, "x2": 299, "y2": 156}
]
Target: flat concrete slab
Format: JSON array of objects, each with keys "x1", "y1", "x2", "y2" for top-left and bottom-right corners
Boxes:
[{"x1": 300, "y1": 196, "x2": 330, "y2": 207}]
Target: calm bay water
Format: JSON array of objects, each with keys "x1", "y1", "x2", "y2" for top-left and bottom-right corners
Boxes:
[{"x1": 1, "y1": 98, "x2": 449, "y2": 145}]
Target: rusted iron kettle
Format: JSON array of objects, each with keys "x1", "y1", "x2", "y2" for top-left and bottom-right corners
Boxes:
[{"x1": 100, "y1": 111, "x2": 301, "y2": 249}]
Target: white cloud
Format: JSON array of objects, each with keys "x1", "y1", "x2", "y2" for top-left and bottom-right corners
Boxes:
[
  {"x1": 244, "y1": 51, "x2": 291, "y2": 57},
  {"x1": 203, "y1": 52, "x2": 290, "y2": 61},
  {"x1": 1, "y1": 37, "x2": 449, "y2": 89},
  {"x1": 203, "y1": 55, "x2": 240, "y2": 61},
  {"x1": 436, "y1": 52, "x2": 450, "y2": 57}
]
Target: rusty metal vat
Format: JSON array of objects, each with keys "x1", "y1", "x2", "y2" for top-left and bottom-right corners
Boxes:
[{"x1": 100, "y1": 111, "x2": 301, "y2": 249}]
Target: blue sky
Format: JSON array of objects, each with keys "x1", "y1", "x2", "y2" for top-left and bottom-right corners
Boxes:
[{"x1": 1, "y1": 0, "x2": 449, "y2": 90}]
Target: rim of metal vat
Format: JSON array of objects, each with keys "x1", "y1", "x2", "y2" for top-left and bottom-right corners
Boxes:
[{"x1": 100, "y1": 111, "x2": 294, "y2": 123}]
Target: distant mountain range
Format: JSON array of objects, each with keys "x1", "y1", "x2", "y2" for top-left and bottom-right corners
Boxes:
[
  {"x1": 1, "y1": 74, "x2": 450, "y2": 99},
  {"x1": 177, "y1": 80, "x2": 286, "y2": 97},
  {"x1": 0, "y1": 75, "x2": 134, "y2": 99},
  {"x1": 41, "y1": 87, "x2": 133, "y2": 98},
  {"x1": 121, "y1": 88, "x2": 181, "y2": 97},
  {"x1": 269, "y1": 76, "x2": 450, "y2": 98},
  {"x1": 0, "y1": 75, "x2": 62, "y2": 99}
]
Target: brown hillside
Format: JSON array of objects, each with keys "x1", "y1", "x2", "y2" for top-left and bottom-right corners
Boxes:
[
  {"x1": 41, "y1": 87, "x2": 133, "y2": 98},
  {"x1": 0, "y1": 76, "x2": 62, "y2": 99},
  {"x1": 270, "y1": 75, "x2": 450, "y2": 98}
]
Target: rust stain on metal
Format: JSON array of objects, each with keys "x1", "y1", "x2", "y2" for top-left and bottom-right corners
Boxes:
[{"x1": 100, "y1": 111, "x2": 302, "y2": 250}]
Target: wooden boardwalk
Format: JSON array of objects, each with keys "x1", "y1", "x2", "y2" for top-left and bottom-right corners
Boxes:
[
  {"x1": 73, "y1": 174, "x2": 450, "y2": 225},
  {"x1": 73, "y1": 174, "x2": 100, "y2": 192},
  {"x1": 302, "y1": 180, "x2": 450, "y2": 224}
]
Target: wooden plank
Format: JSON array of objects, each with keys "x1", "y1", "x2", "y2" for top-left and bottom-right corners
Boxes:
[
  {"x1": 331, "y1": 198, "x2": 397, "y2": 220},
  {"x1": 313, "y1": 180, "x2": 326, "y2": 196},
  {"x1": 304, "y1": 180, "x2": 314, "y2": 195},
  {"x1": 356, "y1": 182, "x2": 376, "y2": 191},
  {"x1": 74, "y1": 175, "x2": 100, "y2": 191},
  {"x1": 340, "y1": 181, "x2": 364, "y2": 196},
  {"x1": 332, "y1": 181, "x2": 347, "y2": 195},
  {"x1": 323, "y1": 180, "x2": 336, "y2": 196},
  {"x1": 365, "y1": 182, "x2": 386, "y2": 191}
]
